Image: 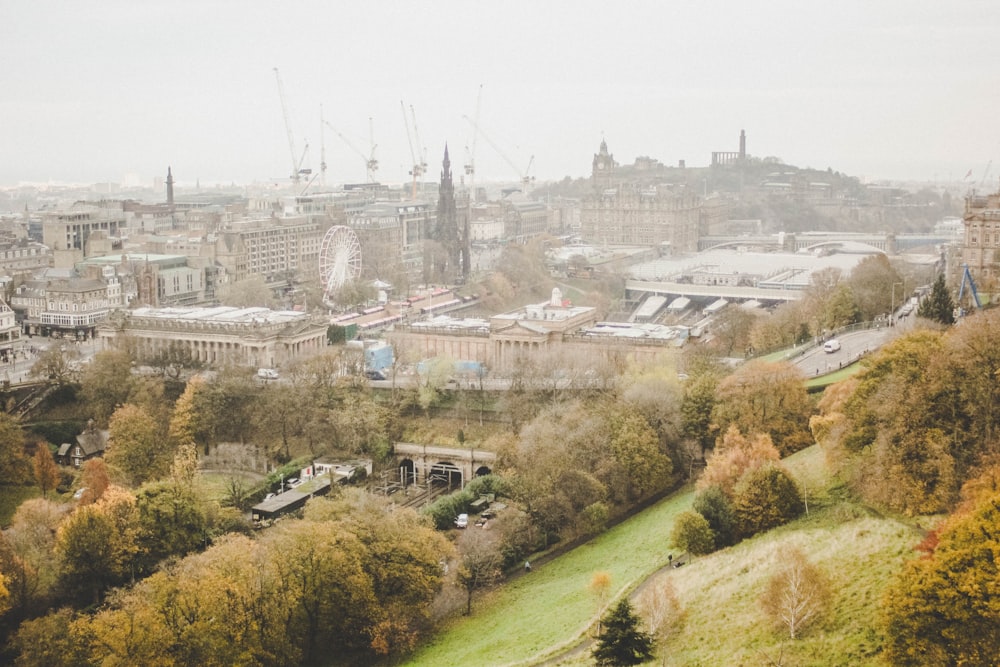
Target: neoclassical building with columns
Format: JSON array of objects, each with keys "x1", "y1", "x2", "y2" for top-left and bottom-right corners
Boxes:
[{"x1": 95, "y1": 306, "x2": 327, "y2": 369}]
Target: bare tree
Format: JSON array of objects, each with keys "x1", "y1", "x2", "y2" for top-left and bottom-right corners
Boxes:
[
  {"x1": 638, "y1": 575, "x2": 686, "y2": 664},
  {"x1": 760, "y1": 547, "x2": 831, "y2": 639},
  {"x1": 456, "y1": 529, "x2": 503, "y2": 615}
]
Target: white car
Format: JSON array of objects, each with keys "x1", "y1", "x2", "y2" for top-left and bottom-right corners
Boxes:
[
  {"x1": 823, "y1": 339, "x2": 841, "y2": 353},
  {"x1": 257, "y1": 368, "x2": 279, "y2": 380},
  {"x1": 454, "y1": 513, "x2": 469, "y2": 529}
]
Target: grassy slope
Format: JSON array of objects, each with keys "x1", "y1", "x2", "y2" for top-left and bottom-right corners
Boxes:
[
  {"x1": 402, "y1": 489, "x2": 696, "y2": 667},
  {"x1": 401, "y1": 446, "x2": 923, "y2": 667}
]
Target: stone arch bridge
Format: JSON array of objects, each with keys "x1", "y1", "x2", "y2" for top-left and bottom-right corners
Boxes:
[{"x1": 392, "y1": 443, "x2": 496, "y2": 489}]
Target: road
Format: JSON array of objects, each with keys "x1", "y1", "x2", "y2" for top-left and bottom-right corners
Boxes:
[{"x1": 792, "y1": 315, "x2": 916, "y2": 378}]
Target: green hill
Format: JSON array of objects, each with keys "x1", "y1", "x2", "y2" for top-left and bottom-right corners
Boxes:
[{"x1": 400, "y1": 446, "x2": 923, "y2": 666}]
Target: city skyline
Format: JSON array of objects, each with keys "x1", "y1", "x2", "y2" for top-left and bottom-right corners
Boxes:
[{"x1": 3, "y1": 0, "x2": 999, "y2": 189}]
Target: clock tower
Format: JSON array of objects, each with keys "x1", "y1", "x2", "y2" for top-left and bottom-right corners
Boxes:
[{"x1": 592, "y1": 139, "x2": 615, "y2": 190}]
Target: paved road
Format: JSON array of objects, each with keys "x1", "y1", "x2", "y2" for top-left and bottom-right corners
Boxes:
[{"x1": 792, "y1": 315, "x2": 916, "y2": 378}]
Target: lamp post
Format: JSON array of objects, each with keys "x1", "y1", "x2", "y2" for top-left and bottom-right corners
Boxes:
[{"x1": 891, "y1": 282, "x2": 903, "y2": 326}]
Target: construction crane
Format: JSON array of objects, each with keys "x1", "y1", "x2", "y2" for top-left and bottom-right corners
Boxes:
[
  {"x1": 958, "y1": 264, "x2": 982, "y2": 315},
  {"x1": 464, "y1": 85, "x2": 482, "y2": 182},
  {"x1": 462, "y1": 114, "x2": 534, "y2": 192},
  {"x1": 324, "y1": 118, "x2": 379, "y2": 183},
  {"x1": 978, "y1": 160, "x2": 993, "y2": 190},
  {"x1": 401, "y1": 101, "x2": 427, "y2": 199},
  {"x1": 317, "y1": 105, "x2": 328, "y2": 190},
  {"x1": 273, "y1": 67, "x2": 310, "y2": 185}
]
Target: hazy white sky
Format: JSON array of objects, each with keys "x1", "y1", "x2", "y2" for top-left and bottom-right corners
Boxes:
[{"x1": 3, "y1": 0, "x2": 999, "y2": 188}]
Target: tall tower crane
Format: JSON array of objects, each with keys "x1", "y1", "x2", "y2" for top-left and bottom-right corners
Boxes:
[
  {"x1": 401, "y1": 101, "x2": 427, "y2": 199},
  {"x1": 324, "y1": 119, "x2": 379, "y2": 183},
  {"x1": 273, "y1": 67, "x2": 310, "y2": 185},
  {"x1": 464, "y1": 85, "x2": 483, "y2": 184},
  {"x1": 462, "y1": 114, "x2": 534, "y2": 192}
]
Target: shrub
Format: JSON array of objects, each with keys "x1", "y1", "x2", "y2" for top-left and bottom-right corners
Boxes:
[
  {"x1": 732, "y1": 463, "x2": 804, "y2": 538},
  {"x1": 424, "y1": 489, "x2": 474, "y2": 530},
  {"x1": 670, "y1": 510, "x2": 715, "y2": 555},
  {"x1": 692, "y1": 485, "x2": 737, "y2": 548}
]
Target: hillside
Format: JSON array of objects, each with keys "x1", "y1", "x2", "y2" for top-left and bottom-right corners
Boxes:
[{"x1": 398, "y1": 446, "x2": 924, "y2": 667}]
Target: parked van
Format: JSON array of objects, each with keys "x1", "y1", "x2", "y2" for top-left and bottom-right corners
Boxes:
[{"x1": 823, "y1": 339, "x2": 841, "y2": 353}]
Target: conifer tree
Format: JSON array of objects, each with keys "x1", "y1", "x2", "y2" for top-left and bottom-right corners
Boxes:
[
  {"x1": 917, "y1": 274, "x2": 955, "y2": 324},
  {"x1": 592, "y1": 598, "x2": 655, "y2": 666}
]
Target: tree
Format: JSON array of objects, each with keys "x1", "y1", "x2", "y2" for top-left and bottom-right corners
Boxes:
[
  {"x1": 846, "y1": 253, "x2": 902, "y2": 320},
  {"x1": 168, "y1": 375, "x2": 203, "y2": 451},
  {"x1": 11, "y1": 607, "x2": 83, "y2": 667},
  {"x1": 1, "y1": 498, "x2": 67, "y2": 617},
  {"x1": 697, "y1": 426, "x2": 781, "y2": 497},
  {"x1": 592, "y1": 598, "x2": 656, "y2": 667},
  {"x1": 917, "y1": 273, "x2": 955, "y2": 324},
  {"x1": 604, "y1": 407, "x2": 672, "y2": 503},
  {"x1": 105, "y1": 404, "x2": 169, "y2": 487},
  {"x1": 0, "y1": 411, "x2": 29, "y2": 485},
  {"x1": 457, "y1": 529, "x2": 503, "y2": 615},
  {"x1": 134, "y1": 479, "x2": 208, "y2": 575},
  {"x1": 78, "y1": 349, "x2": 137, "y2": 427},
  {"x1": 712, "y1": 360, "x2": 814, "y2": 457},
  {"x1": 29, "y1": 345, "x2": 80, "y2": 386},
  {"x1": 680, "y1": 371, "x2": 720, "y2": 458},
  {"x1": 732, "y1": 463, "x2": 804, "y2": 539},
  {"x1": 78, "y1": 458, "x2": 111, "y2": 505},
  {"x1": 638, "y1": 575, "x2": 685, "y2": 662},
  {"x1": 56, "y1": 499, "x2": 132, "y2": 605},
  {"x1": 881, "y1": 490, "x2": 1000, "y2": 665},
  {"x1": 217, "y1": 275, "x2": 279, "y2": 308},
  {"x1": 145, "y1": 340, "x2": 204, "y2": 379},
  {"x1": 692, "y1": 485, "x2": 737, "y2": 548},
  {"x1": 32, "y1": 443, "x2": 59, "y2": 498},
  {"x1": 761, "y1": 547, "x2": 831, "y2": 639},
  {"x1": 670, "y1": 510, "x2": 715, "y2": 555},
  {"x1": 590, "y1": 571, "x2": 613, "y2": 632}
]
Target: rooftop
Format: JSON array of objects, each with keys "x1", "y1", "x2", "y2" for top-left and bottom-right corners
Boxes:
[{"x1": 129, "y1": 305, "x2": 308, "y2": 325}]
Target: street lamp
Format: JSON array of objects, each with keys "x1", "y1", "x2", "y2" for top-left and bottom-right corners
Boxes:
[{"x1": 891, "y1": 282, "x2": 903, "y2": 326}]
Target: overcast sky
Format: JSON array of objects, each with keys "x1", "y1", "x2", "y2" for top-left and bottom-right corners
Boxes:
[{"x1": 3, "y1": 0, "x2": 999, "y2": 189}]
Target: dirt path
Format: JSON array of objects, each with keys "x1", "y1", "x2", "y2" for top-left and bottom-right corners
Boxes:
[{"x1": 534, "y1": 560, "x2": 682, "y2": 666}]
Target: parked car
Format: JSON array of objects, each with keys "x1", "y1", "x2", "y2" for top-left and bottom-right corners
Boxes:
[
  {"x1": 454, "y1": 513, "x2": 468, "y2": 529},
  {"x1": 364, "y1": 369, "x2": 386, "y2": 381},
  {"x1": 823, "y1": 339, "x2": 841, "y2": 353},
  {"x1": 257, "y1": 368, "x2": 279, "y2": 380}
]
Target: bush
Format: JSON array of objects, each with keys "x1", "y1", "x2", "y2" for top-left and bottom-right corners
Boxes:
[
  {"x1": 732, "y1": 463, "x2": 804, "y2": 538},
  {"x1": 692, "y1": 485, "x2": 737, "y2": 548},
  {"x1": 465, "y1": 474, "x2": 509, "y2": 499},
  {"x1": 670, "y1": 510, "x2": 715, "y2": 555},
  {"x1": 424, "y1": 489, "x2": 474, "y2": 530}
]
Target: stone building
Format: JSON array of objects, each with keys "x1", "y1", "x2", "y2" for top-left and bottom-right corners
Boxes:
[
  {"x1": 0, "y1": 298, "x2": 21, "y2": 362},
  {"x1": 581, "y1": 182, "x2": 702, "y2": 250},
  {"x1": 215, "y1": 215, "x2": 324, "y2": 285},
  {"x1": 12, "y1": 265, "x2": 125, "y2": 339},
  {"x1": 581, "y1": 140, "x2": 705, "y2": 251},
  {"x1": 41, "y1": 201, "x2": 125, "y2": 268},
  {"x1": 96, "y1": 305, "x2": 327, "y2": 369},
  {"x1": 960, "y1": 185, "x2": 1000, "y2": 290},
  {"x1": 387, "y1": 289, "x2": 684, "y2": 374}
]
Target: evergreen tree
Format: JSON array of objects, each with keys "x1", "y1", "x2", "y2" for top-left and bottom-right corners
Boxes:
[
  {"x1": 917, "y1": 274, "x2": 955, "y2": 324},
  {"x1": 593, "y1": 598, "x2": 655, "y2": 666}
]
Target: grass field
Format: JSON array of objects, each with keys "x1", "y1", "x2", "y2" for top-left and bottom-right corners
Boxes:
[{"x1": 400, "y1": 446, "x2": 923, "y2": 667}]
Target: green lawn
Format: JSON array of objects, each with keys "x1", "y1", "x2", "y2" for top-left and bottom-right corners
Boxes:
[
  {"x1": 403, "y1": 488, "x2": 697, "y2": 667},
  {"x1": 402, "y1": 446, "x2": 922, "y2": 667}
]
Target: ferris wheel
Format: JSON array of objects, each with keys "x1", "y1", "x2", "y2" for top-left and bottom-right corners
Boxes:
[{"x1": 318, "y1": 226, "x2": 362, "y2": 303}]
